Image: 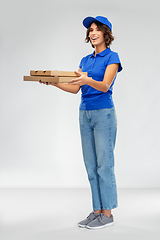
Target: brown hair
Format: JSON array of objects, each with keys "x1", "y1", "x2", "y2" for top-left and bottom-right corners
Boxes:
[{"x1": 85, "y1": 21, "x2": 114, "y2": 48}]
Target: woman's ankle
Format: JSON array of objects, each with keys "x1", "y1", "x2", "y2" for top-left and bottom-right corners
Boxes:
[
  {"x1": 102, "y1": 209, "x2": 111, "y2": 217},
  {"x1": 94, "y1": 210, "x2": 102, "y2": 214}
]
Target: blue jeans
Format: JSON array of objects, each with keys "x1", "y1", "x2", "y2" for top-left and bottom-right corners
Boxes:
[{"x1": 79, "y1": 107, "x2": 118, "y2": 210}]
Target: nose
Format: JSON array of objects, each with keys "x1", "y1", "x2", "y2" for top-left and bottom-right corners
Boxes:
[
  {"x1": 90, "y1": 29, "x2": 97, "y2": 38},
  {"x1": 91, "y1": 29, "x2": 97, "y2": 34}
]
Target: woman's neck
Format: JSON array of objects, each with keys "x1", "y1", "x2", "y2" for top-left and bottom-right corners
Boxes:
[{"x1": 94, "y1": 44, "x2": 106, "y2": 56}]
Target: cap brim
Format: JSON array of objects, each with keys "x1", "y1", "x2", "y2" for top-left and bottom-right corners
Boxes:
[{"x1": 83, "y1": 16, "x2": 98, "y2": 28}]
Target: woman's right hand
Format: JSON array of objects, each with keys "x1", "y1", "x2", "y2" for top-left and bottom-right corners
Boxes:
[{"x1": 39, "y1": 80, "x2": 57, "y2": 86}]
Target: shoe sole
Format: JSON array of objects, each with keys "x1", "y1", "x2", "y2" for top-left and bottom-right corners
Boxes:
[
  {"x1": 86, "y1": 222, "x2": 114, "y2": 230},
  {"x1": 78, "y1": 223, "x2": 86, "y2": 228}
]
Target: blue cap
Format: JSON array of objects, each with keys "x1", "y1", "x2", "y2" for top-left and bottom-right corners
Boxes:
[{"x1": 83, "y1": 16, "x2": 112, "y2": 31}]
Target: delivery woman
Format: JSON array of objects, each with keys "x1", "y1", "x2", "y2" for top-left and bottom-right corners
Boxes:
[{"x1": 39, "y1": 15, "x2": 123, "y2": 230}]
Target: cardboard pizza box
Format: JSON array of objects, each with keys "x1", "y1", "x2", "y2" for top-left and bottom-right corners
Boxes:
[
  {"x1": 30, "y1": 70, "x2": 87, "y2": 77},
  {"x1": 23, "y1": 76, "x2": 79, "y2": 83}
]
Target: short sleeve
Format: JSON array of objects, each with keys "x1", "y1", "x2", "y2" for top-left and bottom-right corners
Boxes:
[
  {"x1": 79, "y1": 57, "x2": 84, "y2": 69},
  {"x1": 107, "y1": 52, "x2": 123, "y2": 72}
]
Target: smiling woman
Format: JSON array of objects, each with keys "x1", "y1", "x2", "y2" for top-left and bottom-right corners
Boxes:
[
  {"x1": 39, "y1": 15, "x2": 123, "y2": 230},
  {"x1": 86, "y1": 21, "x2": 114, "y2": 49}
]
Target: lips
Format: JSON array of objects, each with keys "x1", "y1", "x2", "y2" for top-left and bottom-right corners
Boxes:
[{"x1": 91, "y1": 37, "x2": 98, "y2": 41}]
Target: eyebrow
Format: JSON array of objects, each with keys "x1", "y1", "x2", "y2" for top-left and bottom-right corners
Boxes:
[{"x1": 90, "y1": 26, "x2": 99, "y2": 30}]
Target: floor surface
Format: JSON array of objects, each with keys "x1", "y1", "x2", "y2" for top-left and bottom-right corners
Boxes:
[{"x1": 0, "y1": 188, "x2": 160, "y2": 240}]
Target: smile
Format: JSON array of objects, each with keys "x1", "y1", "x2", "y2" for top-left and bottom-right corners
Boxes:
[{"x1": 91, "y1": 37, "x2": 98, "y2": 41}]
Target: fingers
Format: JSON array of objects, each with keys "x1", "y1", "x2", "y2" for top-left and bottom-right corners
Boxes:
[
  {"x1": 69, "y1": 80, "x2": 81, "y2": 85},
  {"x1": 70, "y1": 76, "x2": 81, "y2": 82},
  {"x1": 39, "y1": 80, "x2": 52, "y2": 85},
  {"x1": 69, "y1": 75, "x2": 83, "y2": 85},
  {"x1": 39, "y1": 80, "x2": 46, "y2": 84},
  {"x1": 69, "y1": 80, "x2": 78, "y2": 84},
  {"x1": 70, "y1": 79, "x2": 78, "y2": 83},
  {"x1": 74, "y1": 71, "x2": 82, "y2": 76}
]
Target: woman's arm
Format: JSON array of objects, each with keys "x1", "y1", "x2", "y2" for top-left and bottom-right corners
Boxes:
[
  {"x1": 39, "y1": 69, "x2": 82, "y2": 94},
  {"x1": 52, "y1": 81, "x2": 80, "y2": 94},
  {"x1": 69, "y1": 64, "x2": 119, "y2": 93}
]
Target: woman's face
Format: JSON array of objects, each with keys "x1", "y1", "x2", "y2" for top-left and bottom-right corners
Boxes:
[{"x1": 89, "y1": 22, "x2": 105, "y2": 47}]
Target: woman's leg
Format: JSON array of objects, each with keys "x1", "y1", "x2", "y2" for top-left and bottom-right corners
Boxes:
[
  {"x1": 92, "y1": 107, "x2": 118, "y2": 211},
  {"x1": 79, "y1": 110, "x2": 102, "y2": 211}
]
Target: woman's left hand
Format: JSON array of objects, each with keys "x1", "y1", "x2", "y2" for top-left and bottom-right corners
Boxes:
[{"x1": 69, "y1": 71, "x2": 89, "y2": 86}]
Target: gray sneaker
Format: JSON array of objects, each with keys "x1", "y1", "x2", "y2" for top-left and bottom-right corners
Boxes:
[
  {"x1": 78, "y1": 211, "x2": 99, "y2": 228},
  {"x1": 86, "y1": 213, "x2": 114, "y2": 229}
]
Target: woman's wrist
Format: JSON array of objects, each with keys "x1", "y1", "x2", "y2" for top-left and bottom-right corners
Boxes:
[{"x1": 86, "y1": 76, "x2": 93, "y2": 85}]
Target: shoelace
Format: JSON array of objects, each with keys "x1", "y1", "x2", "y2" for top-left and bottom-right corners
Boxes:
[
  {"x1": 87, "y1": 211, "x2": 97, "y2": 220},
  {"x1": 97, "y1": 213, "x2": 104, "y2": 223}
]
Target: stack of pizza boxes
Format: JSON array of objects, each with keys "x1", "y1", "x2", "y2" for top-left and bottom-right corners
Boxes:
[{"x1": 23, "y1": 70, "x2": 87, "y2": 83}]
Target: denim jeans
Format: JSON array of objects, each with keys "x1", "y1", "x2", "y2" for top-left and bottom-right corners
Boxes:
[{"x1": 79, "y1": 107, "x2": 118, "y2": 210}]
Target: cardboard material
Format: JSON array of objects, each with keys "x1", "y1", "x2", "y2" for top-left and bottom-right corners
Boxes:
[
  {"x1": 24, "y1": 70, "x2": 88, "y2": 83},
  {"x1": 23, "y1": 76, "x2": 78, "y2": 83},
  {"x1": 30, "y1": 70, "x2": 87, "y2": 77},
  {"x1": 24, "y1": 76, "x2": 59, "y2": 83}
]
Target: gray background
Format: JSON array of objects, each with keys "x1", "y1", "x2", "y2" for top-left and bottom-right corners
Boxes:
[{"x1": 0, "y1": 0, "x2": 160, "y2": 188}]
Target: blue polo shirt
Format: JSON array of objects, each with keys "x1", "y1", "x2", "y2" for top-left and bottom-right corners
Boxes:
[{"x1": 79, "y1": 47, "x2": 123, "y2": 110}]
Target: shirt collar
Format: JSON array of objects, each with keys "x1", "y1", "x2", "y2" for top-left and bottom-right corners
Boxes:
[{"x1": 90, "y1": 47, "x2": 111, "y2": 58}]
